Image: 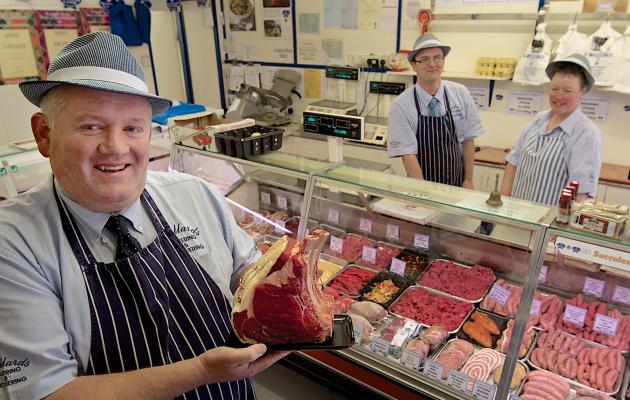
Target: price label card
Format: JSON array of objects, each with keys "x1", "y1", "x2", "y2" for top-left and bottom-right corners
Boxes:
[
  {"x1": 362, "y1": 246, "x2": 377, "y2": 264},
  {"x1": 488, "y1": 283, "x2": 511, "y2": 306},
  {"x1": 612, "y1": 285, "x2": 630, "y2": 305},
  {"x1": 371, "y1": 337, "x2": 389, "y2": 357},
  {"x1": 276, "y1": 195, "x2": 288, "y2": 210},
  {"x1": 539, "y1": 264, "x2": 549, "y2": 283},
  {"x1": 386, "y1": 224, "x2": 400, "y2": 240},
  {"x1": 274, "y1": 219, "x2": 286, "y2": 234},
  {"x1": 330, "y1": 236, "x2": 344, "y2": 253},
  {"x1": 260, "y1": 192, "x2": 271, "y2": 205},
  {"x1": 530, "y1": 299, "x2": 541, "y2": 315},
  {"x1": 583, "y1": 277, "x2": 605, "y2": 298},
  {"x1": 593, "y1": 313, "x2": 619, "y2": 336},
  {"x1": 564, "y1": 304, "x2": 587, "y2": 327},
  {"x1": 447, "y1": 369, "x2": 470, "y2": 393},
  {"x1": 472, "y1": 380, "x2": 496, "y2": 400},
  {"x1": 353, "y1": 325, "x2": 363, "y2": 345},
  {"x1": 327, "y1": 209, "x2": 340, "y2": 224},
  {"x1": 390, "y1": 258, "x2": 407, "y2": 276},
  {"x1": 423, "y1": 359, "x2": 444, "y2": 380},
  {"x1": 401, "y1": 349, "x2": 421, "y2": 370},
  {"x1": 359, "y1": 217, "x2": 372, "y2": 233},
  {"x1": 414, "y1": 233, "x2": 430, "y2": 249}
]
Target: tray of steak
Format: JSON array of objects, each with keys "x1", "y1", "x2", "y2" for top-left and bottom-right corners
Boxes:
[
  {"x1": 418, "y1": 259, "x2": 495, "y2": 302},
  {"x1": 355, "y1": 242, "x2": 404, "y2": 271},
  {"x1": 325, "y1": 264, "x2": 378, "y2": 298},
  {"x1": 358, "y1": 271, "x2": 410, "y2": 308},
  {"x1": 339, "y1": 233, "x2": 376, "y2": 263},
  {"x1": 526, "y1": 328, "x2": 625, "y2": 395},
  {"x1": 457, "y1": 310, "x2": 506, "y2": 349},
  {"x1": 225, "y1": 314, "x2": 354, "y2": 351},
  {"x1": 389, "y1": 286, "x2": 474, "y2": 333}
]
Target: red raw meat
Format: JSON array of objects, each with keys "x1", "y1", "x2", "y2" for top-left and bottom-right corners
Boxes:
[
  {"x1": 419, "y1": 260, "x2": 494, "y2": 300},
  {"x1": 390, "y1": 287, "x2": 473, "y2": 331},
  {"x1": 327, "y1": 266, "x2": 376, "y2": 296},
  {"x1": 232, "y1": 230, "x2": 334, "y2": 344},
  {"x1": 340, "y1": 234, "x2": 374, "y2": 262},
  {"x1": 361, "y1": 244, "x2": 402, "y2": 270}
]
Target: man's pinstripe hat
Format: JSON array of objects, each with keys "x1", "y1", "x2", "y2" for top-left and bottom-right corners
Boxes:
[{"x1": 20, "y1": 32, "x2": 171, "y2": 115}]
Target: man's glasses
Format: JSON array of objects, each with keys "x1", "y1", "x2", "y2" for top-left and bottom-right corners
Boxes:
[{"x1": 413, "y1": 55, "x2": 445, "y2": 64}]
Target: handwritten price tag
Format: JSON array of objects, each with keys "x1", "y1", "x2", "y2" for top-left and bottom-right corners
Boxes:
[
  {"x1": 612, "y1": 285, "x2": 630, "y2": 305},
  {"x1": 371, "y1": 337, "x2": 389, "y2": 357},
  {"x1": 386, "y1": 224, "x2": 400, "y2": 240},
  {"x1": 330, "y1": 236, "x2": 343, "y2": 253},
  {"x1": 390, "y1": 258, "x2": 407, "y2": 276},
  {"x1": 488, "y1": 283, "x2": 511, "y2": 306},
  {"x1": 423, "y1": 359, "x2": 444, "y2": 380},
  {"x1": 447, "y1": 369, "x2": 470, "y2": 393},
  {"x1": 583, "y1": 277, "x2": 605, "y2": 298},
  {"x1": 401, "y1": 349, "x2": 422, "y2": 370},
  {"x1": 260, "y1": 192, "x2": 271, "y2": 205},
  {"x1": 472, "y1": 380, "x2": 496, "y2": 400},
  {"x1": 276, "y1": 195, "x2": 288, "y2": 210},
  {"x1": 539, "y1": 264, "x2": 549, "y2": 283},
  {"x1": 353, "y1": 325, "x2": 363, "y2": 345},
  {"x1": 359, "y1": 217, "x2": 372, "y2": 233},
  {"x1": 362, "y1": 246, "x2": 377, "y2": 264},
  {"x1": 564, "y1": 304, "x2": 587, "y2": 327},
  {"x1": 327, "y1": 209, "x2": 340, "y2": 224},
  {"x1": 593, "y1": 313, "x2": 619, "y2": 336},
  {"x1": 530, "y1": 299, "x2": 541, "y2": 315},
  {"x1": 414, "y1": 233, "x2": 430, "y2": 249}
]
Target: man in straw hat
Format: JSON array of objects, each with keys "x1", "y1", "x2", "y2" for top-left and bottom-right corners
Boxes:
[
  {"x1": 500, "y1": 54, "x2": 603, "y2": 205},
  {"x1": 0, "y1": 32, "x2": 285, "y2": 399},
  {"x1": 387, "y1": 33, "x2": 483, "y2": 188}
]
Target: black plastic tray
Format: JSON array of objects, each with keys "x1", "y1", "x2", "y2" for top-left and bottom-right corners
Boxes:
[
  {"x1": 456, "y1": 309, "x2": 508, "y2": 349},
  {"x1": 224, "y1": 315, "x2": 354, "y2": 351},
  {"x1": 215, "y1": 125, "x2": 283, "y2": 159},
  {"x1": 358, "y1": 271, "x2": 411, "y2": 308},
  {"x1": 396, "y1": 249, "x2": 429, "y2": 282}
]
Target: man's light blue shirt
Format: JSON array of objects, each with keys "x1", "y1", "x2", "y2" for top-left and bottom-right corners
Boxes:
[
  {"x1": 506, "y1": 108, "x2": 603, "y2": 197},
  {"x1": 387, "y1": 80, "x2": 484, "y2": 157},
  {"x1": 0, "y1": 170, "x2": 259, "y2": 400}
]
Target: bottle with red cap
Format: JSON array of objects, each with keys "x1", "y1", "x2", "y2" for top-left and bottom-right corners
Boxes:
[
  {"x1": 570, "y1": 180, "x2": 580, "y2": 195},
  {"x1": 566, "y1": 185, "x2": 577, "y2": 201},
  {"x1": 557, "y1": 192, "x2": 572, "y2": 224}
]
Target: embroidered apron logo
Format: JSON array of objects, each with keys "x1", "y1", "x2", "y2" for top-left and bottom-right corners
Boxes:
[
  {"x1": 0, "y1": 357, "x2": 30, "y2": 388},
  {"x1": 173, "y1": 223, "x2": 208, "y2": 256}
]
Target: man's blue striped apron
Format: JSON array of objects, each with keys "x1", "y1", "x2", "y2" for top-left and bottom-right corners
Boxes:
[
  {"x1": 413, "y1": 86, "x2": 464, "y2": 187},
  {"x1": 511, "y1": 129, "x2": 568, "y2": 205},
  {"x1": 54, "y1": 188, "x2": 256, "y2": 400}
]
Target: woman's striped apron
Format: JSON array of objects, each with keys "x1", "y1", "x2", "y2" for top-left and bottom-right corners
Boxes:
[
  {"x1": 54, "y1": 188, "x2": 255, "y2": 400},
  {"x1": 511, "y1": 129, "x2": 569, "y2": 205}
]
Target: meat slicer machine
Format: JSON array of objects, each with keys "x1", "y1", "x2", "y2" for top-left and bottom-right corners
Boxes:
[{"x1": 225, "y1": 69, "x2": 302, "y2": 126}]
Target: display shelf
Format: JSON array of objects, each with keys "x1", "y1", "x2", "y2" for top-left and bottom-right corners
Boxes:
[{"x1": 387, "y1": 70, "x2": 512, "y2": 81}]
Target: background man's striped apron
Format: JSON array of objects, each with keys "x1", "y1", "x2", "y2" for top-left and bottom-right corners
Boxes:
[
  {"x1": 512, "y1": 130, "x2": 568, "y2": 205},
  {"x1": 54, "y1": 188, "x2": 256, "y2": 400},
  {"x1": 413, "y1": 86, "x2": 464, "y2": 187}
]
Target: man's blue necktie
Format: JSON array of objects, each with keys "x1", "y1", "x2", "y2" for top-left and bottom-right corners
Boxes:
[{"x1": 428, "y1": 97, "x2": 441, "y2": 117}]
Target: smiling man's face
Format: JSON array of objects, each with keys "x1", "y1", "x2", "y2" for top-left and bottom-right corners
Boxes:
[{"x1": 35, "y1": 86, "x2": 152, "y2": 213}]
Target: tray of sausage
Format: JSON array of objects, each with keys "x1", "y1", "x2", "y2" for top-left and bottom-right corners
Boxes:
[
  {"x1": 480, "y1": 279, "x2": 564, "y2": 331},
  {"x1": 388, "y1": 286, "x2": 474, "y2": 334},
  {"x1": 525, "y1": 328, "x2": 625, "y2": 396},
  {"x1": 417, "y1": 259, "x2": 495, "y2": 303},
  {"x1": 431, "y1": 338, "x2": 528, "y2": 394}
]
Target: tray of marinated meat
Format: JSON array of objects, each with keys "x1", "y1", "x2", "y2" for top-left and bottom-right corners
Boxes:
[
  {"x1": 389, "y1": 285, "x2": 474, "y2": 333},
  {"x1": 418, "y1": 259, "x2": 495, "y2": 303},
  {"x1": 358, "y1": 271, "x2": 410, "y2": 308},
  {"x1": 325, "y1": 264, "x2": 377, "y2": 298}
]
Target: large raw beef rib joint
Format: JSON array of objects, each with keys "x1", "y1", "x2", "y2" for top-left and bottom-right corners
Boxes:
[{"x1": 232, "y1": 230, "x2": 334, "y2": 344}]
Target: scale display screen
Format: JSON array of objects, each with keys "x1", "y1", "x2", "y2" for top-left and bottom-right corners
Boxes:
[
  {"x1": 325, "y1": 66, "x2": 359, "y2": 80},
  {"x1": 303, "y1": 112, "x2": 363, "y2": 140}
]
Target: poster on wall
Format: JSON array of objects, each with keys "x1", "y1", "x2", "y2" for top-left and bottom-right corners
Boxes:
[
  {"x1": 262, "y1": 8, "x2": 291, "y2": 39},
  {"x1": 0, "y1": 30, "x2": 39, "y2": 80},
  {"x1": 228, "y1": 0, "x2": 257, "y2": 31},
  {"x1": 36, "y1": 10, "x2": 83, "y2": 71},
  {"x1": 44, "y1": 29, "x2": 78, "y2": 60},
  {"x1": 262, "y1": 0, "x2": 290, "y2": 7}
]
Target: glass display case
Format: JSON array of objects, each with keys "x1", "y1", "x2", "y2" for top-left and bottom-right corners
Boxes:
[{"x1": 171, "y1": 143, "x2": 630, "y2": 400}]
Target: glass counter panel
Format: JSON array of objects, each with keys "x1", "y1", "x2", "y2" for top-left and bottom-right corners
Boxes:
[
  {"x1": 316, "y1": 164, "x2": 553, "y2": 227},
  {"x1": 247, "y1": 152, "x2": 332, "y2": 174}
]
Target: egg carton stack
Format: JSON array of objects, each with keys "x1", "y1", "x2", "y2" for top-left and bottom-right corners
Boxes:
[{"x1": 475, "y1": 57, "x2": 517, "y2": 78}]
